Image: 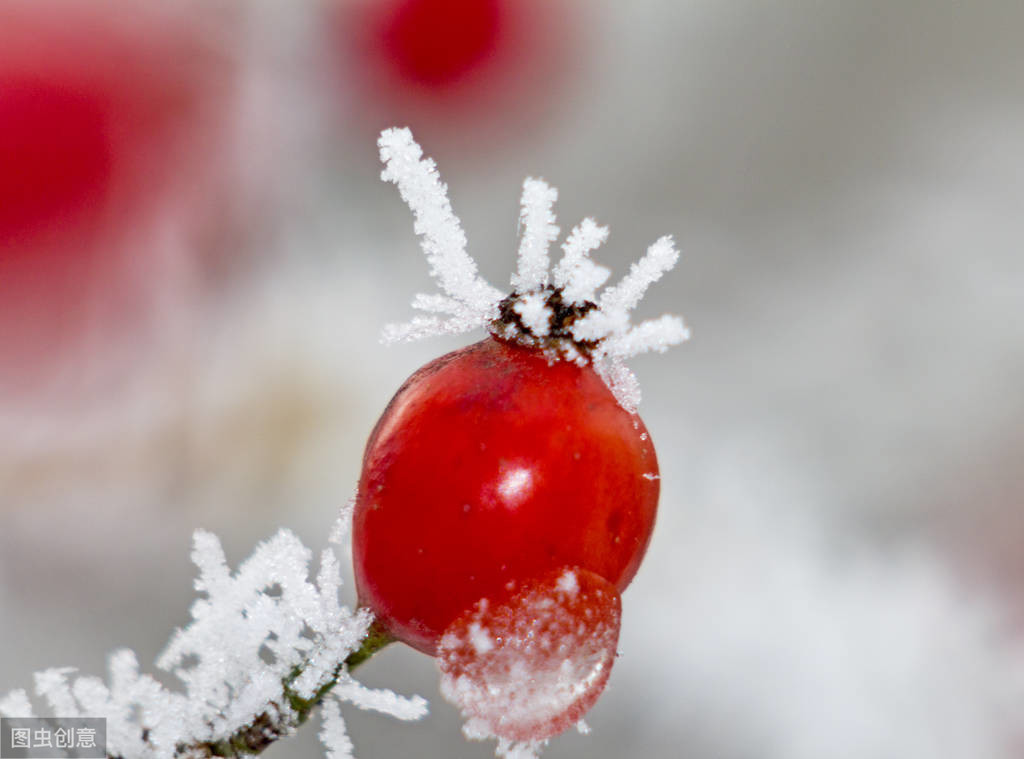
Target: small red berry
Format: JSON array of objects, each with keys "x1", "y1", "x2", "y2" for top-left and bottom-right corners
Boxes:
[{"x1": 353, "y1": 336, "x2": 657, "y2": 654}]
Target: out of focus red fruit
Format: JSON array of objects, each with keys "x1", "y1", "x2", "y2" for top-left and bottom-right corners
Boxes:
[
  {"x1": 0, "y1": 79, "x2": 112, "y2": 244},
  {"x1": 0, "y1": 1, "x2": 236, "y2": 397},
  {"x1": 330, "y1": 0, "x2": 574, "y2": 146},
  {"x1": 375, "y1": 0, "x2": 503, "y2": 87}
]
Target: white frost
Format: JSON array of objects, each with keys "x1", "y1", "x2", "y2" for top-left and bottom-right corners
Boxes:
[
  {"x1": 606, "y1": 314, "x2": 692, "y2": 360},
  {"x1": 0, "y1": 689, "x2": 34, "y2": 718},
  {"x1": 553, "y1": 218, "x2": 611, "y2": 305},
  {"x1": 378, "y1": 127, "x2": 503, "y2": 342},
  {"x1": 513, "y1": 291, "x2": 554, "y2": 337},
  {"x1": 496, "y1": 737, "x2": 546, "y2": 759},
  {"x1": 0, "y1": 524, "x2": 424, "y2": 758},
  {"x1": 333, "y1": 675, "x2": 428, "y2": 721},
  {"x1": 35, "y1": 668, "x2": 80, "y2": 718},
  {"x1": 596, "y1": 235, "x2": 679, "y2": 322},
  {"x1": 438, "y1": 569, "x2": 620, "y2": 758},
  {"x1": 377, "y1": 128, "x2": 688, "y2": 413},
  {"x1": 555, "y1": 570, "x2": 579, "y2": 596},
  {"x1": 468, "y1": 622, "x2": 495, "y2": 655},
  {"x1": 320, "y1": 697, "x2": 355, "y2": 759},
  {"x1": 329, "y1": 496, "x2": 356, "y2": 545},
  {"x1": 512, "y1": 178, "x2": 560, "y2": 293}
]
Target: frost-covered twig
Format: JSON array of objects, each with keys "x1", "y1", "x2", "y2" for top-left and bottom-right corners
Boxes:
[
  {"x1": 379, "y1": 126, "x2": 690, "y2": 412},
  {"x1": 173, "y1": 622, "x2": 397, "y2": 759},
  {"x1": 0, "y1": 516, "x2": 426, "y2": 759}
]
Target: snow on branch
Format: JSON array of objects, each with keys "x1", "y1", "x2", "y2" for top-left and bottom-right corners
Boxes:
[
  {"x1": 377, "y1": 128, "x2": 689, "y2": 413},
  {"x1": 0, "y1": 518, "x2": 426, "y2": 759}
]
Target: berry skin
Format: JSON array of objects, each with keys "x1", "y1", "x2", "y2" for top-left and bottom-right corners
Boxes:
[{"x1": 353, "y1": 336, "x2": 658, "y2": 655}]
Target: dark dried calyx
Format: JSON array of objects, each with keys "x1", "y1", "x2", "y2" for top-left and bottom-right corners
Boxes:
[{"x1": 493, "y1": 286, "x2": 599, "y2": 356}]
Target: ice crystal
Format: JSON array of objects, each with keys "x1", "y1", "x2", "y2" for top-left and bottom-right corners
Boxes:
[
  {"x1": 378, "y1": 127, "x2": 504, "y2": 342},
  {"x1": 378, "y1": 127, "x2": 689, "y2": 412},
  {"x1": 319, "y1": 699, "x2": 355, "y2": 759},
  {"x1": 553, "y1": 218, "x2": 611, "y2": 305},
  {"x1": 512, "y1": 178, "x2": 560, "y2": 293},
  {"x1": 0, "y1": 515, "x2": 426, "y2": 758},
  {"x1": 0, "y1": 689, "x2": 33, "y2": 718}
]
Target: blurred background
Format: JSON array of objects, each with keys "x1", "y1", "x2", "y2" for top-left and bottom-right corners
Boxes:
[{"x1": 2, "y1": 1, "x2": 1023, "y2": 757}]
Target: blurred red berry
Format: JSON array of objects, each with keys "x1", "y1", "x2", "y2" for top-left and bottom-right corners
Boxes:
[
  {"x1": 379, "y1": 0, "x2": 504, "y2": 87},
  {"x1": 329, "y1": 0, "x2": 574, "y2": 147},
  {"x1": 0, "y1": 1, "x2": 236, "y2": 396}
]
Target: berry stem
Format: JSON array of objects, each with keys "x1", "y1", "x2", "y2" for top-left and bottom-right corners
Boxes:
[{"x1": 341, "y1": 619, "x2": 397, "y2": 672}]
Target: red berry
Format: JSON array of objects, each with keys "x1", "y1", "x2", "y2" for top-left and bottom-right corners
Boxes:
[
  {"x1": 353, "y1": 336, "x2": 658, "y2": 654},
  {"x1": 438, "y1": 566, "x2": 621, "y2": 743},
  {"x1": 364, "y1": 126, "x2": 687, "y2": 749}
]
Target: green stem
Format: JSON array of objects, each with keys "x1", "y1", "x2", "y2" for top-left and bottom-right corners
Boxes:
[{"x1": 341, "y1": 621, "x2": 396, "y2": 673}]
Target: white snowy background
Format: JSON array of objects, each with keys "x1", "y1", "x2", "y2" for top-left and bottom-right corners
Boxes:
[{"x1": 2, "y1": 1, "x2": 1024, "y2": 758}]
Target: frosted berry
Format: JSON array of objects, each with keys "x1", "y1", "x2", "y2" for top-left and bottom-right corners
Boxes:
[
  {"x1": 438, "y1": 567, "x2": 621, "y2": 744},
  {"x1": 351, "y1": 128, "x2": 689, "y2": 749},
  {"x1": 353, "y1": 336, "x2": 657, "y2": 654}
]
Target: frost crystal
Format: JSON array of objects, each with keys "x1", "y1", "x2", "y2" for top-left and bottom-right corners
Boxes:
[
  {"x1": 378, "y1": 127, "x2": 504, "y2": 341},
  {"x1": 512, "y1": 178, "x2": 559, "y2": 293},
  {"x1": 553, "y1": 218, "x2": 611, "y2": 305},
  {"x1": 378, "y1": 127, "x2": 689, "y2": 412},
  {"x1": 0, "y1": 515, "x2": 425, "y2": 758},
  {"x1": 319, "y1": 698, "x2": 355, "y2": 759},
  {"x1": 0, "y1": 690, "x2": 33, "y2": 718}
]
